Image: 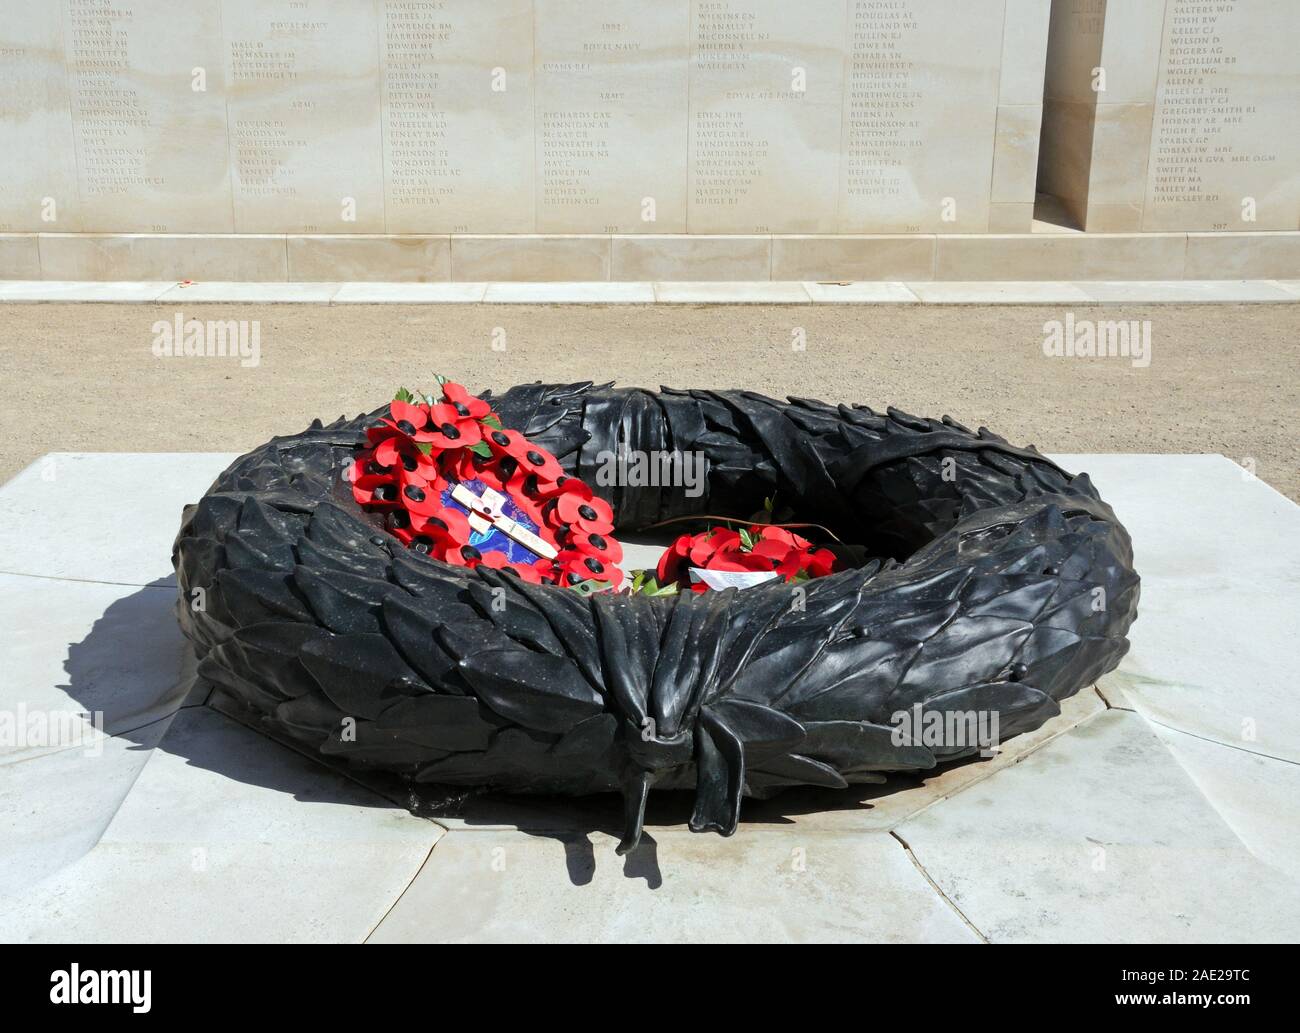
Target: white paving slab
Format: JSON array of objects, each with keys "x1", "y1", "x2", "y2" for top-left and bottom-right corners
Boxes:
[
  {"x1": 0, "y1": 707, "x2": 443, "y2": 944},
  {"x1": 615, "y1": 538, "x2": 670, "y2": 581},
  {"x1": 896, "y1": 710, "x2": 1300, "y2": 943},
  {"x1": 367, "y1": 829, "x2": 978, "y2": 944},
  {"x1": 155, "y1": 282, "x2": 341, "y2": 303},
  {"x1": 1076, "y1": 280, "x2": 1295, "y2": 303},
  {"x1": 906, "y1": 281, "x2": 1093, "y2": 304},
  {"x1": 1274, "y1": 280, "x2": 1300, "y2": 297},
  {"x1": 1053, "y1": 453, "x2": 1300, "y2": 762},
  {"x1": 0, "y1": 452, "x2": 240, "y2": 586},
  {"x1": 482, "y1": 282, "x2": 656, "y2": 304},
  {"x1": 0, "y1": 716, "x2": 170, "y2": 896},
  {"x1": 802, "y1": 281, "x2": 919, "y2": 303},
  {"x1": 331, "y1": 282, "x2": 487, "y2": 303},
  {"x1": 0, "y1": 280, "x2": 172, "y2": 302},
  {"x1": 0, "y1": 576, "x2": 194, "y2": 762},
  {"x1": 653, "y1": 281, "x2": 811, "y2": 304},
  {"x1": 0, "y1": 451, "x2": 1294, "y2": 942},
  {"x1": 1152, "y1": 723, "x2": 1300, "y2": 883}
]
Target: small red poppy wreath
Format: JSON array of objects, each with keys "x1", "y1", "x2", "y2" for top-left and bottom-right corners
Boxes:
[
  {"x1": 656, "y1": 524, "x2": 838, "y2": 593},
  {"x1": 349, "y1": 378, "x2": 623, "y2": 590}
]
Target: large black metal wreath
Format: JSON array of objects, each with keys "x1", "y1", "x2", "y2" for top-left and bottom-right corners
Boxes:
[{"x1": 173, "y1": 383, "x2": 1139, "y2": 851}]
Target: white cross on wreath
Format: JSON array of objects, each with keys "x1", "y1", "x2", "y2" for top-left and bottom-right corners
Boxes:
[{"x1": 450, "y1": 482, "x2": 559, "y2": 560}]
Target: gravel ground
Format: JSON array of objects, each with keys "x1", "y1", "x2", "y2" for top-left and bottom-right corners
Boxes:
[{"x1": 1, "y1": 300, "x2": 1297, "y2": 499}]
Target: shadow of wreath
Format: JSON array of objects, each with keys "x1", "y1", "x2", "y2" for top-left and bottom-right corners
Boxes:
[{"x1": 59, "y1": 583, "x2": 1003, "y2": 890}]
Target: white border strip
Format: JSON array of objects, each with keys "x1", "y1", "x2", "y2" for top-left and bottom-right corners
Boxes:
[{"x1": 0, "y1": 280, "x2": 1295, "y2": 305}]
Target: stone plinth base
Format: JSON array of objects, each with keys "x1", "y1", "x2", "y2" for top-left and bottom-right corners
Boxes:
[
  {"x1": 2, "y1": 231, "x2": 1297, "y2": 283},
  {"x1": 2, "y1": 453, "x2": 1298, "y2": 942}
]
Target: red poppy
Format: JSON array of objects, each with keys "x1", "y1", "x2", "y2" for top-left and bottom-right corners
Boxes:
[
  {"x1": 469, "y1": 460, "x2": 509, "y2": 496},
  {"x1": 378, "y1": 440, "x2": 440, "y2": 486},
  {"x1": 555, "y1": 490, "x2": 614, "y2": 534},
  {"x1": 394, "y1": 480, "x2": 449, "y2": 519},
  {"x1": 384, "y1": 508, "x2": 416, "y2": 545},
  {"x1": 353, "y1": 378, "x2": 624, "y2": 592},
  {"x1": 423, "y1": 403, "x2": 482, "y2": 450},
  {"x1": 514, "y1": 442, "x2": 563, "y2": 482},
  {"x1": 434, "y1": 540, "x2": 492, "y2": 569},
  {"x1": 348, "y1": 449, "x2": 384, "y2": 482},
  {"x1": 482, "y1": 425, "x2": 532, "y2": 462},
  {"x1": 568, "y1": 527, "x2": 623, "y2": 565},
  {"x1": 556, "y1": 549, "x2": 622, "y2": 590},
  {"x1": 369, "y1": 399, "x2": 446, "y2": 447},
  {"x1": 490, "y1": 454, "x2": 525, "y2": 489},
  {"x1": 412, "y1": 506, "x2": 472, "y2": 545},
  {"x1": 500, "y1": 558, "x2": 545, "y2": 584},
  {"x1": 501, "y1": 465, "x2": 553, "y2": 520},
  {"x1": 757, "y1": 525, "x2": 812, "y2": 550},
  {"x1": 706, "y1": 543, "x2": 772, "y2": 573},
  {"x1": 351, "y1": 467, "x2": 400, "y2": 509},
  {"x1": 535, "y1": 474, "x2": 583, "y2": 499},
  {"x1": 370, "y1": 434, "x2": 403, "y2": 469},
  {"x1": 653, "y1": 523, "x2": 839, "y2": 591},
  {"x1": 440, "y1": 380, "x2": 492, "y2": 421},
  {"x1": 404, "y1": 530, "x2": 442, "y2": 556},
  {"x1": 747, "y1": 538, "x2": 792, "y2": 566},
  {"x1": 689, "y1": 528, "x2": 739, "y2": 567},
  {"x1": 436, "y1": 447, "x2": 486, "y2": 486},
  {"x1": 656, "y1": 534, "x2": 692, "y2": 584},
  {"x1": 796, "y1": 547, "x2": 838, "y2": 579}
]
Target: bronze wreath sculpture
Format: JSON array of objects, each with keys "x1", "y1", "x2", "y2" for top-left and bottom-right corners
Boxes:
[{"x1": 173, "y1": 383, "x2": 1140, "y2": 851}]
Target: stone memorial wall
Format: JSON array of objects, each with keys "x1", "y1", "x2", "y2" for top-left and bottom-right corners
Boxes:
[
  {"x1": 0, "y1": 0, "x2": 1049, "y2": 234},
  {"x1": 1, "y1": 0, "x2": 1295, "y2": 281},
  {"x1": 1039, "y1": 0, "x2": 1300, "y2": 232}
]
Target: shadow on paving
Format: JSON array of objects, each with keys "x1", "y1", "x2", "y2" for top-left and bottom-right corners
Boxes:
[{"x1": 60, "y1": 583, "x2": 993, "y2": 887}]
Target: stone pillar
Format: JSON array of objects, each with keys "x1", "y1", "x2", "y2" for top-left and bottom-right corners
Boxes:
[{"x1": 1039, "y1": 0, "x2": 1300, "y2": 232}]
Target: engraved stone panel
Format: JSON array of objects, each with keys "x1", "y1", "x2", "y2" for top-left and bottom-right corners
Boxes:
[
  {"x1": 64, "y1": 0, "x2": 230, "y2": 232},
  {"x1": 687, "y1": 0, "x2": 844, "y2": 234},
  {"x1": 1141, "y1": 0, "x2": 1300, "y2": 231},
  {"x1": 840, "y1": 0, "x2": 1007, "y2": 233},
  {"x1": 0, "y1": 3, "x2": 79, "y2": 232},
  {"x1": 5, "y1": 0, "x2": 1297, "y2": 261},
  {"x1": 1039, "y1": 0, "x2": 1299, "y2": 233},
  {"x1": 535, "y1": 1, "x2": 689, "y2": 233},
  {"x1": 224, "y1": 0, "x2": 383, "y2": 233},
  {"x1": 379, "y1": 0, "x2": 534, "y2": 233}
]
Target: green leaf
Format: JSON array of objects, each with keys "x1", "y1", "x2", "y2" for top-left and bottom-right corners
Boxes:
[
  {"x1": 569, "y1": 579, "x2": 614, "y2": 595},
  {"x1": 764, "y1": 494, "x2": 775, "y2": 513},
  {"x1": 394, "y1": 387, "x2": 415, "y2": 403},
  {"x1": 628, "y1": 572, "x2": 678, "y2": 596},
  {"x1": 739, "y1": 528, "x2": 756, "y2": 551},
  {"x1": 433, "y1": 372, "x2": 449, "y2": 386},
  {"x1": 481, "y1": 413, "x2": 504, "y2": 431},
  {"x1": 416, "y1": 441, "x2": 433, "y2": 456},
  {"x1": 469, "y1": 441, "x2": 493, "y2": 459},
  {"x1": 422, "y1": 393, "x2": 436, "y2": 407}
]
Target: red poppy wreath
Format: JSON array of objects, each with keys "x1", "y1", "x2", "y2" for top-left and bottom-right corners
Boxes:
[
  {"x1": 654, "y1": 523, "x2": 838, "y2": 593},
  {"x1": 349, "y1": 377, "x2": 622, "y2": 590},
  {"x1": 350, "y1": 379, "x2": 850, "y2": 595}
]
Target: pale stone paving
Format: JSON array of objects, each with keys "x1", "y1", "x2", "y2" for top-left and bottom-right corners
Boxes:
[{"x1": 0, "y1": 453, "x2": 1297, "y2": 941}]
